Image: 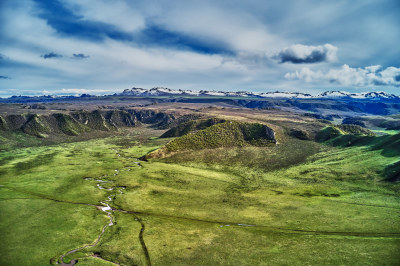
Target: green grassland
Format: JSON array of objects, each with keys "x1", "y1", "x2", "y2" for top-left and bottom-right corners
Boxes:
[{"x1": 0, "y1": 124, "x2": 399, "y2": 265}]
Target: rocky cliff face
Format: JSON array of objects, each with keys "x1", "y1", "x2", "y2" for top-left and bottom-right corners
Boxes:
[{"x1": 263, "y1": 124, "x2": 276, "y2": 141}]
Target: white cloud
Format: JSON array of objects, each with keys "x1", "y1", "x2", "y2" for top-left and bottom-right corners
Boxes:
[
  {"x1": 139, "y1": 2, "x2": 286, "y2": 53},
  {"x1": 285, "y1": 64, "x2": 400, "y2": 87},
  {"x1": 44, "y1": 88, "x2": 111, "y2": 95},
  {"x1": 1, "y1": 0, "x2": 399, "y2": 95}
]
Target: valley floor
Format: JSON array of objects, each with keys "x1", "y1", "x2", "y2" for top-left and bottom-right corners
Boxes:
[{"x1": 0, "y1": 126, "x2": 399, "y2": 265}]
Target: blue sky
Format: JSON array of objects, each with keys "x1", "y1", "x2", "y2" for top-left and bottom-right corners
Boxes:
[{"x1": 0, "y1": 0, "x2": 399, "y2": 96}]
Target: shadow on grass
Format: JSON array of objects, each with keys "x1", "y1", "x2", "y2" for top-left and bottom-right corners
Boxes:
[
  {"x1": 383, "y1": 161, "x2": 400, "y2": 182},
  {"x1": 14, "y1": 151, "x2": 58, "y2": 174}
]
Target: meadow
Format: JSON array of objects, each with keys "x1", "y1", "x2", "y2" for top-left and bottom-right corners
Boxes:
[{"x1": 0, "y1": 123, "x2": 399, "y2": 265}]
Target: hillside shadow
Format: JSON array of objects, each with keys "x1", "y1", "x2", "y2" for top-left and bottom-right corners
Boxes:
[
  {"x1": 14, "y1": 151, "x2": 58, "y2": 174},
  {"x1": 383, "y1": 161, "x2": 400, "y2": 182}
]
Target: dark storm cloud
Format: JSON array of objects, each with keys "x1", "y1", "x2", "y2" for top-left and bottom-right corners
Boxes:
[
  {"x1": 279, "y1": 50, "x2": 325, "y2": 63},
  {"x1": 73, "y1": 53, "x2": 90, "y2": 59},
  {"x1": 32, "y1": 0, "x2": 133, "y2": 41},
  {"x1": 276, "y1": 44, "x2": 337, "y2": 64},
  {"x1": 135, "y1": 24, "x2": 233, "y2": 55},
  {"x1": 41, "y1": 52, "x2": 62, "y2": 59}
]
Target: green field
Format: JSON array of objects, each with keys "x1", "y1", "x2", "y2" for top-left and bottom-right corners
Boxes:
[{"x1": 1, "y1": 125, "x2": 399, "y2": 265}]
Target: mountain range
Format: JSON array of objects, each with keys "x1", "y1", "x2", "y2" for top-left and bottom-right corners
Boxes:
[
  {"x1": 118, "y1": 87, "x2": 400, "y2": 100},
  {"x1": 1, "y1": 88, "x2": 399, "y2": 104}
]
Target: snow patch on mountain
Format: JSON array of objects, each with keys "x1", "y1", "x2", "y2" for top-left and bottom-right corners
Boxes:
[{"x1": 118, "y1": 88, "x2": 399, "y2": 100}]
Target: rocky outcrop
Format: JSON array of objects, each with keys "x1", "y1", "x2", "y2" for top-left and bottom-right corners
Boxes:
[
  {"x1": 4, "y1": 114, "x2": 27, "y2": 130},
  {"x1": 128, "y1": 110, "x2": 175, "y2": 128},
  {"x1": 262, "y1": 124, "x2": 276, "y2": 142},
  {"x1": 0, "y1": 115, "x2": 8, "y2": 131},
  {"x1": 104, "y1": 110, "x2": 137, "y2": 127}
]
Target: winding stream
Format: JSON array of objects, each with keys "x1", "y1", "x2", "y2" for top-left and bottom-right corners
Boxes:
[{"x1": 57, "y1": 150, "x2": 149, "y2": 266}]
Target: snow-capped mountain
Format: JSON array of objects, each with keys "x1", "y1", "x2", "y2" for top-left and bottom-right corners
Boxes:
[
  {"x1": 319, "y1": 91, "x2": 398, "y2": 99},
  {"x1": 118, "y1": 87, "x2": 399, "y2": 100}
]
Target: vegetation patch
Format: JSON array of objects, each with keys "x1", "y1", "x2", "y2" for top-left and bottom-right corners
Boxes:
[
  {"x1": 160, "y1": 118, "x2": 225, "y2": 138},
  {"x1": 315, "y1": 126, "x2": 345, "y2": 142}
]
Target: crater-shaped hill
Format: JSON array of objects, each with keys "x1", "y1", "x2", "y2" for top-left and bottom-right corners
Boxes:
[{"x1": 146, "y1": 121, "x2": 276, "y2": 158}]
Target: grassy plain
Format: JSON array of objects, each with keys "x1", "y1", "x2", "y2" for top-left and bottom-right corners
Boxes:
[{"x1": 0, "y1": 125, "x2": 399, "y2": 265}]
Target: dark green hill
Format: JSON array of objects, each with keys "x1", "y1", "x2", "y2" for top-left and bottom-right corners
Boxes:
[
  {"x1": 338, "y1": 124, "x2": 375, "y2": 136},
  {"x1": 146, "y1": 121, "x2": 276, "y2": 158},
  {"x1": 316, "y1": 125, "x2": 375, "y2": 142}
]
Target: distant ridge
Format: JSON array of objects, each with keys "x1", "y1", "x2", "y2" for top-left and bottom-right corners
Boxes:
[
  {"x1": 118, "y1": 87, "x2": 400, "y2": 100},
  {"x1": 1, "y1": 88, "x2": 399, "y2": 102}
]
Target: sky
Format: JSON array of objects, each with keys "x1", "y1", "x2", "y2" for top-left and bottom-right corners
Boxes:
[{"x1": 0, "y1": 0, "x2": 399, "y2": 97}]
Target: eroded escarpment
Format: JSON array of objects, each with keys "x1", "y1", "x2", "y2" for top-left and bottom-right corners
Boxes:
[{"x1": 0, "y1": 109, "x2": 197, "y2": 139}]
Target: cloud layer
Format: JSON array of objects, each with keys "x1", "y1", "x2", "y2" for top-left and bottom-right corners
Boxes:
[{"x1": 0, "y1": 0, "x2": 399, "y2": 96}]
